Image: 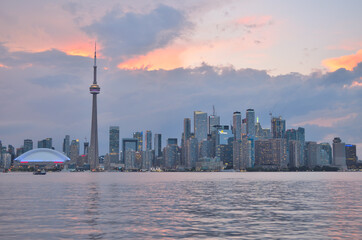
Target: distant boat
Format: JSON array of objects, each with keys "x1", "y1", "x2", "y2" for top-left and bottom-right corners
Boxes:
[{"x1": 33, "y1": 169, "x2": 46, "y2": 175}]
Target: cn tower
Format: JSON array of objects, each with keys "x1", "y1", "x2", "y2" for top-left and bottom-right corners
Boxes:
[{"x1": 89, "y1": 43, "x2": 100, "y2": 170}]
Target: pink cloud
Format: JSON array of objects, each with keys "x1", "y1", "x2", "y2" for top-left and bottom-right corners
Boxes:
[
  {"x1": 294, "y1": 113, "x2": 357, "y2": 128},
  {"x1": 322, "y1": 49, "x2": 362, "y2": 71}
]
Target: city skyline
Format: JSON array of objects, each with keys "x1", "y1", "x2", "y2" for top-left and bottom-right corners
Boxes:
[{"x1": 0, "y1": 0, "x2": 361, "y2": 155}]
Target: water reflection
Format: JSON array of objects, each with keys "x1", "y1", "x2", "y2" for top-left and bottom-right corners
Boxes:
[{"x1": 0, "y1": 172, "x2": 361, "y2": 239}]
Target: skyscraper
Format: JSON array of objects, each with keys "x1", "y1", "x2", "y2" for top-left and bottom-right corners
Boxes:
[
  {"x1": 271, "y1": 116, "x2": 286, "y2": 139},
  {"x1": 233, "y1": 111, "x2": 241, "y2": 141},
  {"x1": 133, "y1": 132, "x2": 143, "y2": 152},
  {"x1": 145, "y1": 130, "x2": 152, "y2": 150},
  {"x1": 183, "y1": 118, "x2": 191, "y2": 141},
  {"x1": 194, "y1": 111, "x2": 208, "y2": 142},
  {"x1": 38, "y1": 138, "x2": 52, "y2": 149},
  {"x1": 246, "y1": 109, "x2": 255, "y2": 137},
  {"x1": 23, "y1": 139, "x2": 33, "y2": 153},
  {"x1": 89, "y1": 43, "x2": 100, "y2": 170},
  {"x1": 209, "y1": 107, "x2": 220, "y2": 134},
  {"x1": 122, "y1": 138, "x2": 138, "y2": 164},
  {"x1": 332, "y1": 137, "x2": 347, "y2": 170},
  {"x1": 345, "y1": 144, "x2": 357, "y2": 169},
  {"x1": 69, "y1": 139, "x2": 80, "y2": 163},
  {"x1": 63, "y1": 135, "x2": 70, "y2": 157},
  {"x1": 154, "y1": 134, "x2": 162, "y2": 158},
  {"x1": 109, "y1": 126, "x2": 120, "y2": 163}
]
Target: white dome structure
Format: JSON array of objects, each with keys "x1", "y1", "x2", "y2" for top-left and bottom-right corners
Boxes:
[{"x1": 15, "y1": 148, "x2": 70, "y2": 164}]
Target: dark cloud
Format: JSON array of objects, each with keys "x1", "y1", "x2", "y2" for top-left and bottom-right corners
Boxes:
[
  {"x1": 82, "y1": 4, "x2": 191, "y2": 58},
  {"x1": 30, "y1": 74, "x2": 81, "y2": 88},
  {"x1": 0, "y1": 43, "x2": 361, "y2": 155}
]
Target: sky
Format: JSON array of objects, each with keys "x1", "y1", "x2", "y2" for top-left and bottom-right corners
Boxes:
[{"x1": 0, "y1": 0, "x2": 361, "y2": 156}]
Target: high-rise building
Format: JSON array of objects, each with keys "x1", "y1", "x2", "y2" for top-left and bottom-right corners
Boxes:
[
  {"x1": 209, "y1": 110, "x2": 220, "y2": 134},
  {"x1": 305, "y1": 141, "x2": 319, "y2": 168},
  {"x1": 84, "y1": 141, "x2": 89, "y2": 155},
  {"x1": 154, "y1": 134, "x2": 162, "y2": 158},
  {"x1": 319, "y1": 142, "x2": 332, "y2": 166},
  {"x1": 38, "y1": 138, "x2": 52, "y2": 149},
  {"x1": 163, "y1": 141, "x2": 179, "y2": 169},
  {"x1": 182, "y1": 118, "x2": 192, "y2": 166},
  {"x1": 89, "y1": 43, "x2": 101, "y2": 170},
  {"x1": 145, "y1": 130, "x2": 152, "y2": 150},
  {"x1": 246, "y1": 109, "x2": 255, "y2": 137},
  {"x1": 199, "y1": 138, "x2": 213, "y2": 159},
  {"x1": 288, "y1": 140, "x2": 301, "y2": 168},
  {"x1": 255, "y1": 138, "x2": 287, "y2": 169},
  {"x1": 271, "y1": 116, "x2": 286, "y2": 139},
  {"x1": 122, "y1": 138, "x2": 138, "y2": 164},
  {"x1": 183, "y1": 118, "x2": 191, "y2": 140},
  {"x1": 109, "y1": 126, "x2": 119, "y2": 163},
  {"x1": 69, "y1": 139, "x2": 80, "y2": 163},
  {"x1": 63, "y1": 135, "x2": 70, "y2": 157},
  {"x1": 233, "y1": 112, "x2": 241, "y2": 141},
  {"x1": 186, "y1": 135, "x2": 198, "y2": 169},
  {"x1": 194, "y1": 111, "x2": 208, "y2": 142},
  {"x1": 23, "y1": 139, "x2": 33, "y2": 153},
  {"x1": 133, "y1": 132, "x2": 143, "y2": 152},
  {"x1": 345, "y1": 144, "x2": 357, "y2": 169},
  {"x1": 332, "y1": 137, "x2": 347, "y2": 170},
  {"x1": 142, "y1": 150, "x2": 154, "y2": 170}
]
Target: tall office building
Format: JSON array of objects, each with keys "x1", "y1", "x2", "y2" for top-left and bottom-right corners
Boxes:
[
  {"x1": 255, "y1": 138, "x2": 287, "y2": 169},
  {"x1": 69, "y1": 139, "x2": 80, "y2": 163},
  {"x1": 233, "y1": 112, "x2": 241, "y2": 141},
  {"x1": 89, "y1": 43, "x2": 101, "y2": 170},
  {"x1": 345, "y1": 144, "x2": 357, "y2": 169},
  {"x1": 84, "y1": 141, "x2": 89, "y2": 155},
  {"x1": 194, "y1": 111, "x2": 208, "y2": 142},
  {"x1": 182, "y1": 118, "x2": 192, "y2": 166},
  {"x1": 38, "y1": 138, "x2": 52, "y2": 149},
  {"x1": 332, "y1": 137, "x2": 347, "y2": 170},
  {"x1": 145, "y1": 130, "x2": 152, "y2": 150},
  {"x1": 186, "y1": 135, "x2": 198, "y2": 169},
  {"x1": 122, "y1": 138, "x2": 138, "y2": 164},
  {"x1": 305, "y1": 141, "x2": 319, "y2": 169},
  {"x1": 154, "y1": 134, "x2": 162, "y2": 158},
  {"x1": 288, "y1": 140, "x2": 301, "y2": 168},
  {"x1": 184, "y1": 118, "x2": 191, "y2": 140},
  {"x1": 23, "y1": 139, "x2": 33, "y2": 153},
  {"x1": 164, "y1": 141, "x2": 179, "y2": 169},
  {"x1": 133, "y1": 132, "x2": 143, "y2": 152},
  {"x1": 246, "y1": 109, "x2": 255, "y2": 137},
  {"x1": 109, "y1": 126, "x2": 120, "y2": 163},
  {"x1": 209, "y1": 107, "x2": 220, "y2": 134},
  {"x1": 319, "y1": 142, "x2": 332, "y2": 166},
  {"x1": 63, "y1": 135, "x2": 70, "y2": 157},
  {"x1": 271, "y1": 116, "x2": 286, "y2": 139}
]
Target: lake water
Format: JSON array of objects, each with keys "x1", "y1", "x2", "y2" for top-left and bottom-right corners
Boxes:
[{"x1": 0, "y1": 172, "x2": 361, "y2": 239}]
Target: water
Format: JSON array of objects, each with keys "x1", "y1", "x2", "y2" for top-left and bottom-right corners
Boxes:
[{"x1": 0, "y1": 172, "x2": 361, "y2": 239}]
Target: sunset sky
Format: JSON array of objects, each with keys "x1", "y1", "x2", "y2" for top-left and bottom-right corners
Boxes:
[{"x1": 0, "y1": 0, "x2": 361, "y2": 155}]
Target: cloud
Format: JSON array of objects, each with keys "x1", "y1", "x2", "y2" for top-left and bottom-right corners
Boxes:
[
  {"x1": 0, "y1": 41, "x2": 361, "y2": 156},
  {"x1": 117, "y1": 46, "x2": 185, "y2": 70},
  {"x1": 322, "y1": 49, "x2": 362, "y2": 71},
  {"x1": 83, "y1": 5, "x2": 190, "y2": 59},
  {"x1": 30, "y1": 74, "x2": 81, "y2": 88},
  {"x1": 292, "y1": 113, "x2": 358, "y2": 128}
]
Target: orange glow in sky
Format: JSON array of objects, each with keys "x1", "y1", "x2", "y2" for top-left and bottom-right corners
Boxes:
[
  {"x1": 322, "y1": 49, "x2": 362, "y2": 71},
  {"x1": 117, "y1": 47, "x2": 184, "y2": 70}
]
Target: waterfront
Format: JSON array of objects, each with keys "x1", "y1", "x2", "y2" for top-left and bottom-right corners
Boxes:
[{"x1": 0, "y1": 172, "x2": 361, "y2": 239}]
